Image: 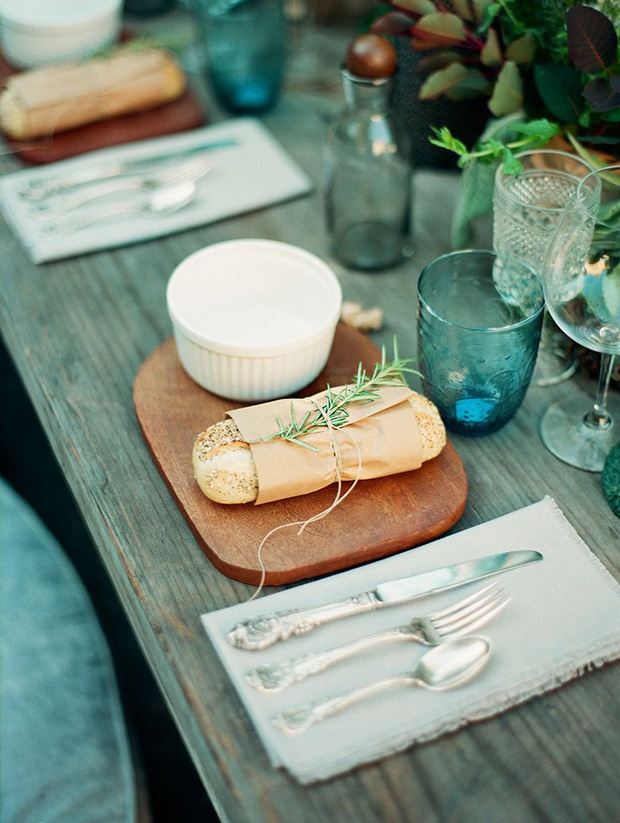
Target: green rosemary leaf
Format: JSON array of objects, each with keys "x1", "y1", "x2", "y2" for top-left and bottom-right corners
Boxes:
[
  {"x1": 256, "y1": 346, "x2": 419, "y2": 447},
  {"x1": 284, "y1": 436, "x2": 320, "y2": 452}
]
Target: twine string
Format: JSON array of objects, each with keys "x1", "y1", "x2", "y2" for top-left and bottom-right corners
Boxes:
[{"x1": 246, "y1": 400, "x2": 363, "y2": 602}]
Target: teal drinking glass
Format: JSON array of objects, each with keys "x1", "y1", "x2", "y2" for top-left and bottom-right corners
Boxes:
[
  {"x1": 196, "y1": 0, "x2": 288, "y2": 115},
  {"x1": 417, "y1": 250, "x2": 544, "y2": 436}
]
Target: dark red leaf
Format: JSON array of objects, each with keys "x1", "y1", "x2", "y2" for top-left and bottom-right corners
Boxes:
[
  {"x1": 567, "y1": 6, "x2": 617, "y2": 73},
  {"x1": 583, "y1": 77, "x2": 620, "y2": 112},
  {"x1": 371, "y1": 12, "x2": 416, "y2": 36}
]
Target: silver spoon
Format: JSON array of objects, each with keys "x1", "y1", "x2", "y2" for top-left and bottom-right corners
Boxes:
[
  {"x1": 31, "y1": 155, "x2": 217, "y2": 219},
  {"x1": 272, "y1": 635, "x2": 491, "y2": 734},
  {"x1": 42, "y1": 179, "x2": 200, "y2": 236}
]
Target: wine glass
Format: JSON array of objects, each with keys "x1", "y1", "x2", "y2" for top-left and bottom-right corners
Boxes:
[
  {"x1": 540, "y1": 165, "x2": 620, "y2": 472},
  {"x1": 493, "y1": 150, "x2": 596, "y2": 386}
]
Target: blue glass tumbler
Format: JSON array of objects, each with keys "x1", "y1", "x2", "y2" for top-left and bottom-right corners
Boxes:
[
  {"x1": 197, "y1": 0, "x2": 288, "y2": 115},
  {"x1": 417, "y1": 250, "x2": 544, "y2": 436}
]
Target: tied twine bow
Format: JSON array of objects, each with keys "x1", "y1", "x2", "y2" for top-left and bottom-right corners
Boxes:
[
  {"x1": 248, "y1": 399, "x2": 363, "y2": 601},
  {"x1": 241, "y1": 346, "x2": 421, "y2": 600}
]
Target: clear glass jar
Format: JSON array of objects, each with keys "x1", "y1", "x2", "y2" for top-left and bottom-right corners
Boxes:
[{"x1": 325, "y1": 68, "x2": 412, "y2": 271}]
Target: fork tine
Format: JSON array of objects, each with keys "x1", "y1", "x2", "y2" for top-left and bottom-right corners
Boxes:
[
  {"x1": 438, "y1": 594, "x2": 512, "y2": 637},
  {"x1": 429, "y1": 582, "x2": 500, "y2": 622},
  {"x1": 157, "y1": 157, "x2": 215, "y2": 186},
  {"x1": 432, "y1": 587, "x2": 505, "y2": 630}
]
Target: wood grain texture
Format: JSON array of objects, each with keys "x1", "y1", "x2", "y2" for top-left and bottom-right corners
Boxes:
[
  {"x1": 0, "y1": 12, "x2": 619, "y2": 823},
  {"x1": 134, "y1": 327, "x2": 466, "y2": 584}
]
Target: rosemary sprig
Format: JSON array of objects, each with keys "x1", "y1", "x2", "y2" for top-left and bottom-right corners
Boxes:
[{"x1": 254, "y1": 344, "x2": 420, "y2": 452}]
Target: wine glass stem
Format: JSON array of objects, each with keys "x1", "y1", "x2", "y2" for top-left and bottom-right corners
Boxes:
[{"x1": 584, "y1": 353, "x2": 616, "y2": 431}]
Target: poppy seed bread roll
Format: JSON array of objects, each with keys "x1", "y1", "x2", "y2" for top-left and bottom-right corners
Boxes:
[{"x1": 192, "y1": 392, "x2": 446, "y2": 505}]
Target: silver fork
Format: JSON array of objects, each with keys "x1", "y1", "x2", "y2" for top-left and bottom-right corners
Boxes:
[
  {"x1": 245, "y1": 583, "x2": 509, "y2": 693},
  {"x1": 29, "y1": 154, "x2": 217, "y2": 219}
]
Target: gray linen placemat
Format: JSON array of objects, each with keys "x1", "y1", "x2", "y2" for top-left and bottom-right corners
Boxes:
[
  {"x1": 0, "y1": 118, "x2": 312, "y2": 263},
  {"x1": 201, "y1": 497, "x2": 620, "y2": 784}
]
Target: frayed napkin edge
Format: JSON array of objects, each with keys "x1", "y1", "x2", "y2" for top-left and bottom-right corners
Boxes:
[
  {"x1": 290, "y1": 631, "x2": 620, "y2": 784},
  {"x1": 278, "y1": 496, "x2": 620, "y2": 784}
]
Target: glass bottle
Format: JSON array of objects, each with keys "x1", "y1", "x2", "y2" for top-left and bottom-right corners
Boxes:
[{"x1": 325, "y1": 67, "x2": 412, "y2": 271}]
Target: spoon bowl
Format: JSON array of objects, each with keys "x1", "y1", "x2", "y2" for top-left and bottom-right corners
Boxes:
[
  {"x1": 43, "y1": 180, "x2": 200, "y2": 235},
  {"x1": 273, "y1": 635, "x2": 492, "y2": 733},
  {"x1": 414, "y1": 635, "x2": 491, "y2": 690}
]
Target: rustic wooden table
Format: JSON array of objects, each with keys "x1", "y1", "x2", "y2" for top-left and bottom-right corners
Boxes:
[{"x1": 1, "y1": 14, "x2": 619, "y2": 823}]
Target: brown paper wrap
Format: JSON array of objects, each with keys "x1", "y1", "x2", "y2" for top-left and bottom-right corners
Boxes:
[
  {"x1": 229, "y1": 385, "x2": 423, "y2": 505},
  {"x1": 0, "y1": 48, "x2": 186, "y2": 140}
]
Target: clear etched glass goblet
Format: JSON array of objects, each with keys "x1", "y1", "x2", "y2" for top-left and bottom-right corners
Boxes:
[
  {"x1": 493, "y1": 150, "x2": 596, "y2": 386},
  {"x1": 540, "y1": 165, "x2": 620, "y2": 472}
]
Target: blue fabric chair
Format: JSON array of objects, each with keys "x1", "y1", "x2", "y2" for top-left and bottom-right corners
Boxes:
[{"x1": 0, "y1": 477, "x2": 150, "y2": 823}]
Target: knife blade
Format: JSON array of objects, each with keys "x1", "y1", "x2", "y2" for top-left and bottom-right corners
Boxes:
[
  {"x1": 375, "y1": 549, "x2": 542, "y2": 602},
  {"x1": 18, "y1": 138, "x2": 238, "y2": 201},
  {"x1": 228, "y1": 549, "x2": 543, "y2": 650}
]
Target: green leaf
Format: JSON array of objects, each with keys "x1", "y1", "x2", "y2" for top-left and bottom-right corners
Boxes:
[
  {"x1": 533, "y1": 64, "x2": 584, "y2": 124},
  {"x1": 396, "y1": 0, "x2": 436, "y2": 14},
  {"x1": 412, "y1": 12, "x2": 467, "y2": 46},
  {"x1": 480, "y1": 28, "x2": 502, "y2": 67},
  {"x1": 428, "y1": 126, "x2": 468, "y2": 156},
  {"x1": 419, "y1": 63, "x2": 487, "y2": 100},
  {"x1": 475, "y1": 1, "x2": 499, "y2": 32},
  {"x1": 449, "y1": 0, "x2": 475, "y2": 22},
  {"x1": 488, "y1": 61, "x2": 523, "y2": 116},
  {"x1": 504, "y1": 32, "x2": 537, "y2": 65},
  {"x1": 416, "y1": 50, "x2": 463, "y2": 75},
  {"x1": 601, "y1": 108, "x2": 620, "y2": 122},
  {"x1": 512, "y1": 118, "x2": 560, "y2": 142},
  {"x1": 501, "y1": 147, "x2": 524, "y2": 175},
  {"x1": 445, "y1": 69, "x2": 491, "y2": 101}
]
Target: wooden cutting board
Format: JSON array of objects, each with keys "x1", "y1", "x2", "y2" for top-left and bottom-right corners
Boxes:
[
  {"x1": 133, "y1": 325, "x2": 468, "y2": 586},
  {"x1": 0, "y1": 42, "x2": 206, "y2": 165}
]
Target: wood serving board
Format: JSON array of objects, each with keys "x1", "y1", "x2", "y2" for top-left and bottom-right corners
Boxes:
[
  {"x1": 0, "y1": 42, "x2": 206, "y2": 165},
  {"x1": 133, "y1": 325, "x2": 468, "y2": 585}
]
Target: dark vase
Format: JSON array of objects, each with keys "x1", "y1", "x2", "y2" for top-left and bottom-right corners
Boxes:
[{"x1": 391, "y1": 38, "x2": 490, "y2": 169}]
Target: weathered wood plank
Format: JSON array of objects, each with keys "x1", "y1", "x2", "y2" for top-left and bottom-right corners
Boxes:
[{"x1": 0, "y1": 13, "x2": 619, "y2": 823}]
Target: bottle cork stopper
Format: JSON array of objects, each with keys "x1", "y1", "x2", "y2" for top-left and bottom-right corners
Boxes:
[{"x1": 345, "y1": 34, "x2": 397, "y2": 79}]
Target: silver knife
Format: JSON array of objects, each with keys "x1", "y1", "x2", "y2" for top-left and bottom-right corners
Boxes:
[
  {"x1": 228, "y1": 550, "x2": 543, "y2": 650},
  {"x1": 18, "y1": 138, "x2": 238, "y2": 201}
]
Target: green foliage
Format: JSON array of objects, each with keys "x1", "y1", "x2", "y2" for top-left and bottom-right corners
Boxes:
[
  {"x1": 429, "y1": 119, "x2": 561, "y2": 172},
  {"x1": 254, "y1": 345, "x2": 420, "y2": 451},
  {"x1": 373, "y1": 0, "x2": 620, "y2": 160}
]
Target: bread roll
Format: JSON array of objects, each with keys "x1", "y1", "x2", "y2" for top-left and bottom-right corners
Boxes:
[
  {"x1": 0, "y1": 47, "x2": 186, "y2": 140},
  {"x1": 193, "y1": 392, "x2": 445, "y2": 505}
]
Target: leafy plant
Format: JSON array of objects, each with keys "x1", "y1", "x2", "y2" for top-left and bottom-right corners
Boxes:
[
  {"x1": 429, "y1": 118, "x2": 561, "y2": 169},
  {"x1": 372, "y1": 0, "x2": 536, "y2": 117},
  {"x1": 372, "y1": 2, "x2": 620, "y2": 168}
]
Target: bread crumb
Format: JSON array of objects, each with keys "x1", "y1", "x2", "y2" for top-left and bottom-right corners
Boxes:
[{"x1": 341, "y1": 301, "x2": 383, "y2": 332}]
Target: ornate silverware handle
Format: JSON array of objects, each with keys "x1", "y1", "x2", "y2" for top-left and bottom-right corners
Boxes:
[
  {"x1": 19, "y1": 167, "x2": 123, "y2": 201},
  {"x1": 227, "y1": 591, "x2": 381, "y2": 651},
  {"x1": 272, "y1": 674, "x2": 412, "y2": 733},
  {"x1": 246, "y1": 626, "x2": 409, "y2": 692}
]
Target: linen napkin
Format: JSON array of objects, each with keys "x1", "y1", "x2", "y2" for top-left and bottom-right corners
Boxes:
[
  {"x1": 0, "y1": 118, "x2": 312, "y2": 263},
  {"x1": 201, "y1": 497, "x2": 620, "y2": 784}
]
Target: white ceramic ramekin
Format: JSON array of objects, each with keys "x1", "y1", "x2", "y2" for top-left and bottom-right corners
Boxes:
[
  {"x1": 166, "y1": 239, "x2": 343, "y2": 401},
  {"x1": 0, "y1": 0, "x2": 123, "y2": 69}
]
